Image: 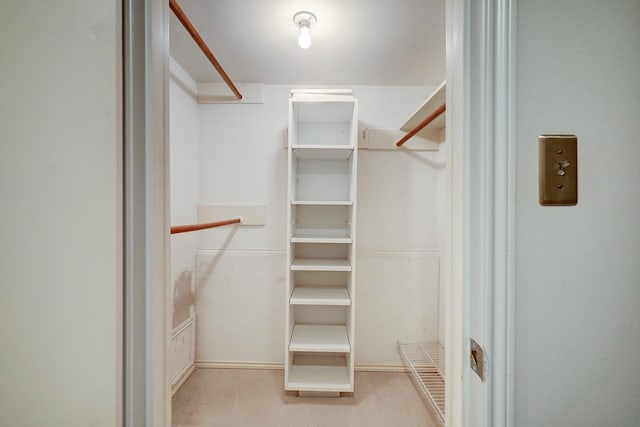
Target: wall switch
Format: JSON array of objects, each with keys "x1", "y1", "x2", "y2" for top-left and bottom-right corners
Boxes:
[{"x1": 539, "y1": 135, "x2": 578, "y2": 206}]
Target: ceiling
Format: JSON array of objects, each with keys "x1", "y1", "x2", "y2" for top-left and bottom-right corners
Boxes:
[{"x1": 169, "y1": 0, "x2": 445, "y2": 86}]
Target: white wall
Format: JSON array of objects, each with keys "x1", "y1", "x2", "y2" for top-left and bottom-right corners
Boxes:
[
  {"x1": 194, "y1": 84, "x2": 443, "y2": 366},
  {"x1": 0, "y1": 2, "x2": 121, "y2": 426},
  {"x1": 515, "y1": 1, "x2": 640, "y2": 425},
  {"x1": 170, "y1": 61, "x2": 200, "y2": 328},
  {"x1": 169, "y1": 61, "x2": 200, "y2": 381}
]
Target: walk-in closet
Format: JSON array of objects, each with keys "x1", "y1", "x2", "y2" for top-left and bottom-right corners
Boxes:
[{"x1": 167, "y1": 1, "x2": 448, "y2": 425}]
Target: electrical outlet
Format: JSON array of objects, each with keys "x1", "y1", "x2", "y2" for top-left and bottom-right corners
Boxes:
[
  {"x1": 539, "y1": 135, "x2": 578, "y2": 206},
  {"x1": 470, "y1": 338, "x2": 487, "y2": 382}
]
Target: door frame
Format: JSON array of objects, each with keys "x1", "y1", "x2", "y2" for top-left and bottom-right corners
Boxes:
[
  {"x1": 446, "y1": 0, "x2": 516, "y2": 426},
  {"x1": 123, "y1": 0, "x2": 170, "y2": 426},
  {"x1": 128, "y1": 0, "x2": 518, "y2": 425},
  {"x1": 444, "y1": 0, "x2": 466, "y2": 425},
  {"x1": 443, "y1": 0, "x2": 516, "y2": 427},
  {"x1": 489, "y1": 1, "x2": 517, "y2": 424}
]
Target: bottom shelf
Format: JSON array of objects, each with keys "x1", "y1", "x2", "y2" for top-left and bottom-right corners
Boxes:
[
  {"x1": 287, "y1": 354, "x2": 352, "y2": 392},
  {"x1": 397, "y1": 341, "x2": 445, "y2": 427}
]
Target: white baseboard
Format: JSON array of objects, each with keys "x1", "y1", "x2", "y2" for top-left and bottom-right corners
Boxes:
[
  {"x1": 171, "y1": 363, "x2": 196, "y2": 397},
  {"x1": 195, "y1": 360, "x2": 283, "y2": 370},
  {"x1": 195, "y1": 360, "x2": 408, "y2": 373}
]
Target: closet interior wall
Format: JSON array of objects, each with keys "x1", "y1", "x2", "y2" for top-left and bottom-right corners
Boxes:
[
  {"x1": 169, "y1": 66, "x2": 200, "y2": 386},
  {"x1": 169, "y1": 63, "x2": 447, "y2": 372}
]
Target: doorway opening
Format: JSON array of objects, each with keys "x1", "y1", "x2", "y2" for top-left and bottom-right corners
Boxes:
[{"x1": 163, "y1": 1, "x2": 458, "y2": 426}]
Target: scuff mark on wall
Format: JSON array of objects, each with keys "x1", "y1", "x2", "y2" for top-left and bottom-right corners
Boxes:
[{"x1": 173, "y1": 270, "x2": 195, "y2": 329}]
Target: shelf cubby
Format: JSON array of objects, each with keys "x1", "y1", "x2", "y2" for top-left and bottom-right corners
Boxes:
[
  {"x1": 289, "y1": 324, "x2": 350, "y2": 353},
  {"x1": 292, "y1": 101, "x2": 355, "y2": 148},
  {"x1": 287, "y1": 354, "x2": 351, "y2": 392},
  {"x1": 291, "y1": 204, "x2": 352, "y2": 243},
  {"x1": 291, "y1": 158, "x2": 353, "y2": 203},
  {"x1": 290, "y1": 287, "x2": 351, "y2": 306},
  {"x1": 290, "y1": 258, "x2": 351, "y2": 272}
]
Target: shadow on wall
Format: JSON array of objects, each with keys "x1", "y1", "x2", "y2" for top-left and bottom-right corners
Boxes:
[
  {"x1": 398, "y1": 148, "x2": 446, "y2": 170},
  {"x1": 173, "y1": 270, "x2": 195, "y2": 329},
  {"x1": 195, "y1": 226, "x2": 239, "y2": 293}
]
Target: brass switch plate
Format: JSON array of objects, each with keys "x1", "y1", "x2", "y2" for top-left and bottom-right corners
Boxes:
[{"x1": 539, "y1": 135, "x2": 578, "y2": 206}]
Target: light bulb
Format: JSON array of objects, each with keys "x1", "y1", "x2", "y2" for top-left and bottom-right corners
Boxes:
[{"x1": 298, "y1": 24, "x2": 311, "y2": 49}]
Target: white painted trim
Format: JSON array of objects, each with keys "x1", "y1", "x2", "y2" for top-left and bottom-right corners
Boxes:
[
  {"x1": 445, "y1": 0, "x2": 466, "y2": 426},
  {"x1": 170, "y1": 315, "x2": 196, "y2": 395},
  {"x1": 195, "y1": 361, "x2": 408, "y2": 373},
  {"x1": 123, "y1": 1, "x2": 170, "y2": 425},
  {"x1": 462, "y1": 0, "x2": 516, "y2": 426},
  {"x1": 156, "y1": 1, "x2": 171, "y2": 424},
  {"x1": 171, "y1": 361, "x2": 195, "y2": 389},
  {"x1": 171, "y1": 363, "x2": 195, "y2": 397},
  {"x1": 492, "y1": 0, "x2": 516, "y2": 425},
  {"x1": 171, "y1": 313, "x2": 196, "y2": 339},
  {"x1": 169, "y1": 56, "x2": 198, "y2": 99}
]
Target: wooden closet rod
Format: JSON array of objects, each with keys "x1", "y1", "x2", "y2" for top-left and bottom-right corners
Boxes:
[
  {"x1": 396, "y1": 103, "x2": 446, "y2": 147},
  {"x1": 171, "y1": 217, "x2": 241, "y2": 234},
  {"x1": 169, "y1": 0, "x2": 243, "y2": 100}
]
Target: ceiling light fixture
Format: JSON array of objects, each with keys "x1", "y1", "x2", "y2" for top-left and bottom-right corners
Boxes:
[{"x1": 293, "y1": 11, "x2": 317, "y2": 50}]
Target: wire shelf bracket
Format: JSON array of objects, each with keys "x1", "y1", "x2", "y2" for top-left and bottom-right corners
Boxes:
[{"x1": 397, "y1": 341, "x2": 446, "y2": 427}]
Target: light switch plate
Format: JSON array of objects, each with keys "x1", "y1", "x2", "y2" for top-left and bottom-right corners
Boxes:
[{"x1": 539, "y1": 135, "x2": 578, "y2": 206}]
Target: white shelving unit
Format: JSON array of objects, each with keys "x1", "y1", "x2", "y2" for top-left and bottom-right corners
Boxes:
[{"x1": 285, "y1": 89, "x2": 358, "y2": 395}]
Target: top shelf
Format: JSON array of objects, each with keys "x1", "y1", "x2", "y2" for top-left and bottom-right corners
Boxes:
[
  {"x1": 291, "y1": 91, "x2": 356, "y2": 123},
  {"x1": 293, "y1": 102, "x2": 355, "y2": 123},
  {"x1": 400, "y1": 81, "x2": 446, "y2": 139}
]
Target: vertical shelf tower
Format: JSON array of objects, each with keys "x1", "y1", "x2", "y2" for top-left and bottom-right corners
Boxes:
[{"x1": 285, "y1": 89, "x2": 358, "y2": 396}]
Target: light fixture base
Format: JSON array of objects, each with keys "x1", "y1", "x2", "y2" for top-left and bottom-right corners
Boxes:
[{"x1": 293, "y1": 11, "x2": 317, "y2": 28}]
